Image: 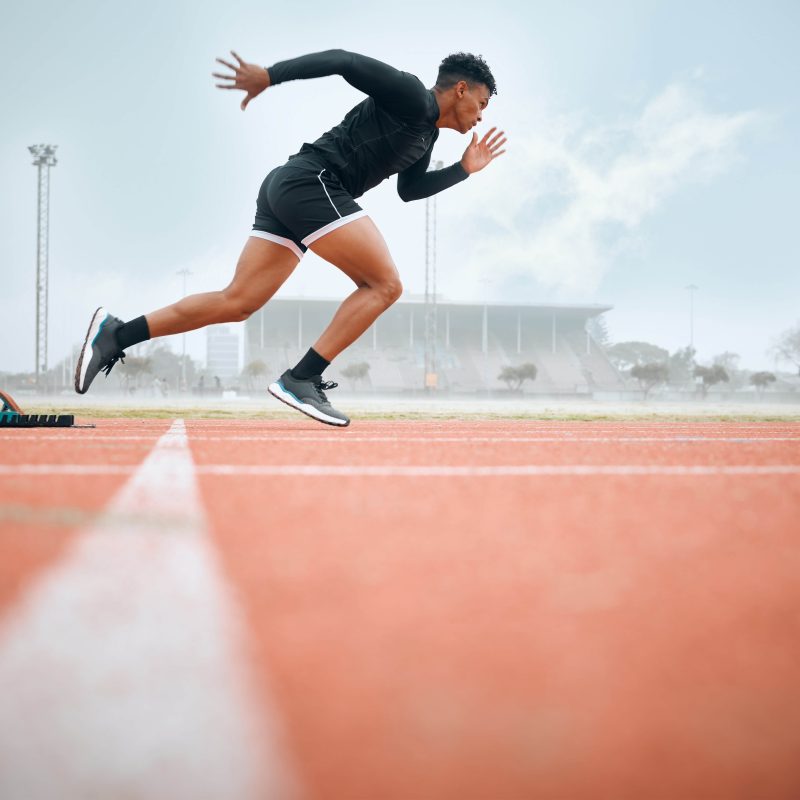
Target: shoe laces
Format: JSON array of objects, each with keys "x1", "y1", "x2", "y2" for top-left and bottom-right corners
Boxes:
[
  {"x1": 313, "y1": 379, "x2": 338, "y2": 402},
  {"x1": 101, "y1": 351, "x2": 126, "y2": 377}
]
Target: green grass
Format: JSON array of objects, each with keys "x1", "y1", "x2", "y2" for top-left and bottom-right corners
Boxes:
[{"x1": 16, "y1": 403, "x2": 800, "y2": 423}]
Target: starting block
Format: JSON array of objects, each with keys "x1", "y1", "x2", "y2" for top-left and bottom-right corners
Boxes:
[{"x1": 0, "y1": 390, "x2": 76, "y2": 428}]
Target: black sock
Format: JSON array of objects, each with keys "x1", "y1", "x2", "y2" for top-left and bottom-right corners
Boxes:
[
  {"x1": 291, "y1": 347, "x2": 330, "y2": 380},
  {"x1": 115, "y1": 316, "x2": 151, "y2": 350}
]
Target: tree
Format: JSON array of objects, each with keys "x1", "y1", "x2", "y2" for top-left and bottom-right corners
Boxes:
[
  {"x1": 630, "y1": 362, "x2": 670, "y2": 399},
  {"x1": 498, "y1": 366, "x2": 521, "y2": 390},
  {"x1": 693, "y1": 364, "x2": 729, "y2": 398},
  {"x1": 668, "y1": 346, "x2": 697, "y2": 386},
  {"x1": 606, "y1": 341, "x2": 670, "y2": 372},
  {"x1": 771, "y1": 323, "x2": 800, "y2": 376},
  {"x1": 713, "y1": 351, "x2": 743, "y2": 389},
  {"x1": 145, "y1": 343, "x2": 192, "y2": 391},
  {"x1": 242, "y1": 359, "x2": 268, "y2": 391},
  {"x1": 497, "y1": 363, "x2": 537, "y2": 391},
  {"x1": 341, "y1": 361, "x2": 370, "y2": 389},
  {"x1": 517, "y1": 363, "x2": 538, "y2": 386},
  {"x1": 750, "y1": 371, "x2": 776, "y2": 400},
  {"x1": 120, "y1": 356, "x2": 152, "y2": 393}
]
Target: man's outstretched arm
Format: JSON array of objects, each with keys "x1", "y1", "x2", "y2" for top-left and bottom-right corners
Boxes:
[
  {"x1": 214, "y1": 48, "x2": 427, "y2": 117},
  {"x1": 397, "y1": 127, "x2": 508, "y2": 202}
]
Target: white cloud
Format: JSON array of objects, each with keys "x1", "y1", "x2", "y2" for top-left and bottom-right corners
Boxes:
[{"x1": 445, "y1": 79, "x2": 763, "y2": 297}]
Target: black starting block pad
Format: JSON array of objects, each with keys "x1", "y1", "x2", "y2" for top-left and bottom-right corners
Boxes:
[
  {"x1": 0, "y1": 390, "x2": 78, "y2": 428},
  {"x1": 0, "y1": 413, "x2": 75, "y2": 427}
]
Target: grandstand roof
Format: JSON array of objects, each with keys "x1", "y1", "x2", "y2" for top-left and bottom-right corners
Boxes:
[{"x1": 270, "y1": 296, "x2": 612, "y2": 317}]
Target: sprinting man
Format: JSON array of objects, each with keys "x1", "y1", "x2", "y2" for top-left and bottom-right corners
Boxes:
[{"x1": 74, "y1": 49, "x2": 506, "y2": 426}]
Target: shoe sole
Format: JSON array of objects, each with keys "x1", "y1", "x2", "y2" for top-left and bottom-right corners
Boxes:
[
  {"x1": 268, "y1": 381, "x2": 350, "y2": 427},
  {"x1": 74, "y1": 307, "x2": 105, "y2": 394}
]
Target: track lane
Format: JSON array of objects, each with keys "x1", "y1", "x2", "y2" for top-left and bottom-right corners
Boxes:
[
  {"x1": 2, "y1": 418, "x2": 798, "y2": 798},
  {"x1": 189, "y1": 419, "x2": 800, "y2": 799}
]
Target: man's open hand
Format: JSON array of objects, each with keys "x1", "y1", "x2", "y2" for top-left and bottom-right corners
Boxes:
[
  {"x1": 460, "y1": 127, "x2": 507, "y2": 174},
  {"x1": 213, "y1": 51, "x2": 271, "y2": 111}
]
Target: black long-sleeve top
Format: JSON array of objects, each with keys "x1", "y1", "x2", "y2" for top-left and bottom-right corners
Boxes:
[{"x1": 267, "y1": 49, "x2": 470, "y2": 201}]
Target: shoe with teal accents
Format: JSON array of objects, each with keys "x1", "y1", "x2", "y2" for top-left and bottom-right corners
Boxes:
[
  {"x1": 268, "y1": 369, "x2": 350, "y2": 427},
  {"x1": 74, "y1": 307, "x2": 126, "y2": 394}
]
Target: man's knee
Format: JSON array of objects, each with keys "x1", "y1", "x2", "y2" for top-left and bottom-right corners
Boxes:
[
  {"x1": 222, "y1": 290, "x2": 258, "y2": 322},
  {"x1": 378, "y1": 276, "x2": 403, "y2": 308}
]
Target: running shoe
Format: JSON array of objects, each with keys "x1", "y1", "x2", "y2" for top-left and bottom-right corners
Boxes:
[
  {"x1": 268, "y1": 369, "x2": 350, "y2": 427},
  {"x1": 74, "y1": 307, "x2": 126, "y2": 394}
]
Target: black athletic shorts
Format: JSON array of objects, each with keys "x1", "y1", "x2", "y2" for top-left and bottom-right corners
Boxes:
[{"x1": 251, "y1": 155, "x2": 367, "y2": 260}]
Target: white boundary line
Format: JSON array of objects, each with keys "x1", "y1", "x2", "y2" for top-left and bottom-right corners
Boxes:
[
  {"x1": 201, "y1": 464, "x2": 800, "y2": 476},
  {"x1": 1, "y1": 463, "x2": 798, "y2": 477},
  {"x1": 2, "y1": 435, "x2": 799, "y2": 443},
  {"x1": 0, "y1": 420, "x2": 295, "y2": 800}
]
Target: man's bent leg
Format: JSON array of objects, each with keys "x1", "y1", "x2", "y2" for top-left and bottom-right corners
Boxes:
[
  {"x1": 307, "y1": 216, "x2": 402, "y2": 361},
  {"x1": 146, "y1": 237, "x2": 300, "y2": 338},
  {"x1": 75, "y1": 238, "x2": 300, "y2": 395}
]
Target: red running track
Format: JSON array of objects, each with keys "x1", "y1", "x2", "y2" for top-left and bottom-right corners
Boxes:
[{"x1": 1, "y1": 418, "x2": 799, "y2": 799}]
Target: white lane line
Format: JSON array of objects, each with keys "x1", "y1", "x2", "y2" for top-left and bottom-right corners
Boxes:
[
  {"x1": 2, "y1": 435, "x2": 799, "y2": 443},
  {"x1": 0, "y1": 420, "x2": 295, "y2": 800},
  {"x1": 0, "y1": 464, "x2": 134, "y2": 475},
  {"x1": 1, "y1": 463, "x2": 798, "y2": 477},
  {"x1": 198, "y1": 464, "x2": 800, "y2": 477},
  {"x1": 184, "y1": 435, "x2": 800, "y2": 442}
]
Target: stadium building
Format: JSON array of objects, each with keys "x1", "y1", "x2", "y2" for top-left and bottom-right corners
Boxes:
[{"x1": 245, "y1": 298, "x2": 623, "y2": 394}]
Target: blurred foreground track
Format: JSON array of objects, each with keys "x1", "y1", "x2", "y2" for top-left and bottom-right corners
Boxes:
[{"x1": 1, "y1": 418, "x2": 799, "y2": 799}]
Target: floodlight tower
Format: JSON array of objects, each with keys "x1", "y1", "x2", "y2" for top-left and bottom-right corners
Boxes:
[
  {"x1": 685, "y1": 284, "x2": 699, "y2": 350},
  {"x1": 29, "y1": 144, "x2": 58, "y2": 388},
  {"x1": 176, "y1": 268, "x2": 193, "y2": 390},
  {"x1": 423, "y1": 159, "x2": 444, "y2": 391}
]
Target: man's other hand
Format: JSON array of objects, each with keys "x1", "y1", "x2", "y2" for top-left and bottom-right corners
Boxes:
[{"x1": 213, "y1": 50, "x2": 271, "y2": 111}]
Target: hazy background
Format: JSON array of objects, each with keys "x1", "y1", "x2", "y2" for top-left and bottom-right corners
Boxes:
[{"x1": 1, "y1": 0, "x2": 798, "y2": 374}]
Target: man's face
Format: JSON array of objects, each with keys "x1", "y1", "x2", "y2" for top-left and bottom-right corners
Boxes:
[{"x1": 454, "y1": 81, "x2": 490, "y2": 134}]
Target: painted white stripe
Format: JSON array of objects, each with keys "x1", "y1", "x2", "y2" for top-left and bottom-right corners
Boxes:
[
  {"x1": 2, "y1": 435, "x2": 799, "y2": 443},
  {"x1": 249, "y1": 229, "x2": 304, "y2": 261},
  {"x1": 1, "y1": 463, "x2": 798, "y2": 477},
  {"x1": 192, "y1": 434, "x2": 800, "y2": 444},
  {"x1": 199, "y1": 464, "x2": 800, "y2": 477},
  {"x1": 0, "y1": 420, "x2": 294, "y2": 800},
  {"x1": 301, "y1": 209, "x2": 368, "y2": 247},
  {"x1": 0, "y1": 464, "x2": 135, "y2": 474}
]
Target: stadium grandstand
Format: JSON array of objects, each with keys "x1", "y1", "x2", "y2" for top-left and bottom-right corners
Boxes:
[{"x1": 245, "y1": 298, "x2": 624, "y2": 395}]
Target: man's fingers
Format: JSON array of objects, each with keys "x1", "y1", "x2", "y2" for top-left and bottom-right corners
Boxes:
[
  {"x1": 493, "y1": 149, "x2": 507, "y2": 158},
  {"x1": 491, "y1": 137, "x2": 508, "y2": 151},
  {"x1": 480, "y1": 126, "x2": 498, "y2": 142},
  {"x1": 216, "y1": 83, "x2": 238, "y2": 90},
  {"x1": 216, "y1": 57, "x2": 238, "y2": 71},
  {"x1": 231, "y1": 50, "x2": 244, "y2": 65},
  {"x1": 487, "y1": 130, "x2": 505, "y2": 147},
  {"x1": 212, "y1": 72, "x2": 235, "y2": 80},
  {"x1": 241, "y1": 93, "x2": 253, "y2": 111}
]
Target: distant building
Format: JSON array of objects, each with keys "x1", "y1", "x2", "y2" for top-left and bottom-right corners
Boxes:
[
  {"x1": 206, "y1": 324, "x2": 240, "y2": 386},
  {"x1": 245, "y1": 298, "x2": 623, "y2": 394}
]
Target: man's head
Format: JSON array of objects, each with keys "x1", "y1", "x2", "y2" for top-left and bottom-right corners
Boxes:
[{"x1": 433, "y1": 53, "x2": 497, "y2": 134}]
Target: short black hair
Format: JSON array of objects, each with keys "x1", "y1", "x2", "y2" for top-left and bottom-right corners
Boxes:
[{"x1": 435, "y1": 53, "x2": 497, "y2": 97}]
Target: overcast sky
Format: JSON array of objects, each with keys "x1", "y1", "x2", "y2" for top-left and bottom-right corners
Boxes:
[{"x1": 1, "y1": 0, "x2": 798, "y2": 373}]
